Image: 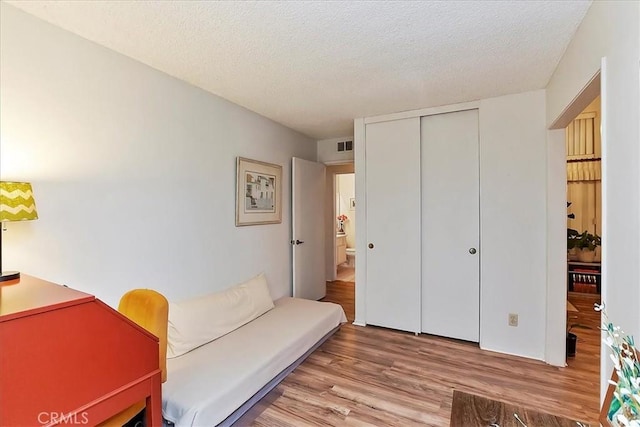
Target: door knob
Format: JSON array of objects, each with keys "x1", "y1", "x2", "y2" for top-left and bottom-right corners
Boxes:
[
  {"x1": 469, "y1": 248, "x2": 477, "y2": 254},
  {"x1": 368, "y1": 243, "x2": 374, "y2": 249},
  {"x1": 296, "y1": 240, "x2": 305, "y2": 245}
]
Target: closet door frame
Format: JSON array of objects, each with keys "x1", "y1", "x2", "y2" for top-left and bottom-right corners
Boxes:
[{"x1": 353, "y1": 101, "x2": 480, "y2": 328}]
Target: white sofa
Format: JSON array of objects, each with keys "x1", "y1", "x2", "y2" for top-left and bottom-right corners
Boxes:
[{"x1": 161, "y1": 275, "x2": 347, "y2": 427}]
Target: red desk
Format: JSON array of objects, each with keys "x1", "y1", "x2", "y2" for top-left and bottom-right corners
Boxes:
[{"x1": 0, "y1": 275, "x2": 161, "y2": 426}]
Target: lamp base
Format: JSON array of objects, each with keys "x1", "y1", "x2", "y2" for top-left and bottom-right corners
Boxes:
[{"x1": 0, "y1": 271, "x2": 20, "y2": 282}]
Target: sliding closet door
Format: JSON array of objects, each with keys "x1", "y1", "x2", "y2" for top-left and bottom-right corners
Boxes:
[
  {"x1": 365, "y1": 118, "x2": 421, "y2": 333},
  {"x1": 421, "y1": 109, "x2": 479, "y2": 342}
]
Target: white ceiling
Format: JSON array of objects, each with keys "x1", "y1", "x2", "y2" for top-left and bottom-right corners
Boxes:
[{"x1": 7, "y1": 1, "x2": 591, "y2": 140}]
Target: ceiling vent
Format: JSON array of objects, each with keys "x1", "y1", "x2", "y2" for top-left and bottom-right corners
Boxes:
[{"x1": 337, "y1": 140, "x2": 353, "y2": 152}]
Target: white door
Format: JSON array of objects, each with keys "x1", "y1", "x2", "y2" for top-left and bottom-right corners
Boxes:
[
  {"x1": 365, "y1": 118, "x2": 421, "y2": 333},
  {"x1": 421, "y1": 109, "x2": 480, "y2": 342},
  {"x1": 292, "y1": 157, "x2": 326, "y2": 300}
]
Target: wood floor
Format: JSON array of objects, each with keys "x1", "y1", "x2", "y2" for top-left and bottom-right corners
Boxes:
[
  {"x1": 565, "y1": 291, "x2": 601, "y2": 381},
  {"x1": 245, "y1": 282, "x2": 601, "y2": 426},
  {"x1": 335, "y1": 265, "x2": 355, "y2": 283}
]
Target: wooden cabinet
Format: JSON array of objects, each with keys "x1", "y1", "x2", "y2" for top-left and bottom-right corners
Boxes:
[
  {"x1": 0, "y1": 275, "x2": 162, "y2": 426},
  {"x1": 567, "y1": 261, "x2": 601, "y2": 294},
  {"x1": 336, "y1": 234, "x2": 347, "y2": 266}
]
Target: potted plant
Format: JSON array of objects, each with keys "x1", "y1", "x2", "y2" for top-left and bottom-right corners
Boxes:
[
  {"x1": 567, "y1": 202, "x2": 581, "y2": 261},
  {"x1": 337, "y1": 214, "x2": 348, "y2": 234},
  {"x1": 566, "y1": 323, "x2": 590, "y2": 357},
  {"x1": 575, "y1": 231, "x2": 601, "y2": 263},
  {"x1": 567, "y1": 228, "x2": 581, "y2": 260},
  {"x1": 597, "y1": 304, "x2": 640, "y2": 425}
]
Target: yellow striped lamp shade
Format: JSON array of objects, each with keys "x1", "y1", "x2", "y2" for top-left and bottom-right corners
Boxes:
[{"x1": 0, "y1": 181, "x2": 38, "y2": 222}]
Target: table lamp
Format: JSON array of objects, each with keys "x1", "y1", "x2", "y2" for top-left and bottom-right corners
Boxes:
[{"x1": 0, "y1": 181, "x2": 38, "y2": 282}]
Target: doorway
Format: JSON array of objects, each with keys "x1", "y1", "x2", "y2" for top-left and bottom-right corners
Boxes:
[
  {"x1": 545, "y1": 68, "x2": 603, "y2": 369},
  {"x1": 565, "y1": 95, "x2": 602, "y2": 370},
  {"x1": 324, "y1": 163, "x2": 355, "y2": 283},
  {"x1": 335, "y1": 173, "x2": 355, "y2": 282}
]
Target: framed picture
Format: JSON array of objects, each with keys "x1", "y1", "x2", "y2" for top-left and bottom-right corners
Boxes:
[
  {"x1": 600, "y1": 370, "x2": 626, "y2": 426},
  {"x1": 236, "y1": 157, "x2": 282, "y2": 226}
]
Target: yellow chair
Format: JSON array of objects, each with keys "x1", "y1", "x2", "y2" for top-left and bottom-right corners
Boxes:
[{"x1": 98, "y1": 289, "x2": 169, "y2": 426}]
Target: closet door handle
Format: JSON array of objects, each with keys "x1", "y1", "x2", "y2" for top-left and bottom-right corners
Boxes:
[
  {"x1": 469, "y1": 247, "x2": 477, "y2": 255},
  {"x1": 368, "y1": 243, "x2": 374, "y2": 249}
]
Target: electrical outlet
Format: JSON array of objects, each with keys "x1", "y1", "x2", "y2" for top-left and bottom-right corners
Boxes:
[{"x1": 508, "y1": 313, "x2": 519, "y2": 327}]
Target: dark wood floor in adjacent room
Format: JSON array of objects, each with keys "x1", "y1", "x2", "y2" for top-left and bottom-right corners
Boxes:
[{"x1": 245, "y1": 282, "x2": 600, "y2": 426}]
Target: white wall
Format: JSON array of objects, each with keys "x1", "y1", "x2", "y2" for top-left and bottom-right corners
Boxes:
[
  {"x1": 0, "y1": 4, "x2": 316, "y2": 307},
  {"x1": 545, "y1": 0, "x2": 640, "y2": 394},
  {"x1": 317, "y1": 136, "x2": 354, "y2": 164},
  {"x1": 353, "y1": 119, "x2": 366, "y2": 326},
  {"x1": 478, "y1": 90, "x2": 548, "y2": 359},
  {"x1": 545, "y1": 128, "x2": 568, "y2": 367}
]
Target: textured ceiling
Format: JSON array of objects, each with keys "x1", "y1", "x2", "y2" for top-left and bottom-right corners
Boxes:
[{"x1": 7, "y1": 1, "x2": 591, "y2": 139}]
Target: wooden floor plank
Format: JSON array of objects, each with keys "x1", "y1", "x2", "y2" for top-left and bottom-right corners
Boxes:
[
  {"x1": 330, "y1": 385, "x2": 441, "y2": 424},
  {"x1": 244, "y1": 282, "x2": 600, "y2": 426}
]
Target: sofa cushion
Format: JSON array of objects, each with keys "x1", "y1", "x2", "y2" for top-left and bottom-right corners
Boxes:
[{"x1": 167, "y1": 273, "x2": 274, "y2": 358}]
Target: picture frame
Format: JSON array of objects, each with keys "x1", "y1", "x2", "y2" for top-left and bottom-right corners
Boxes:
[
  {"x1": 349, "y1": 197, "x2": 356, "y2": 210},
  {"x1": 236, "y1": 157, "x2": 282, "y2": 226}
]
